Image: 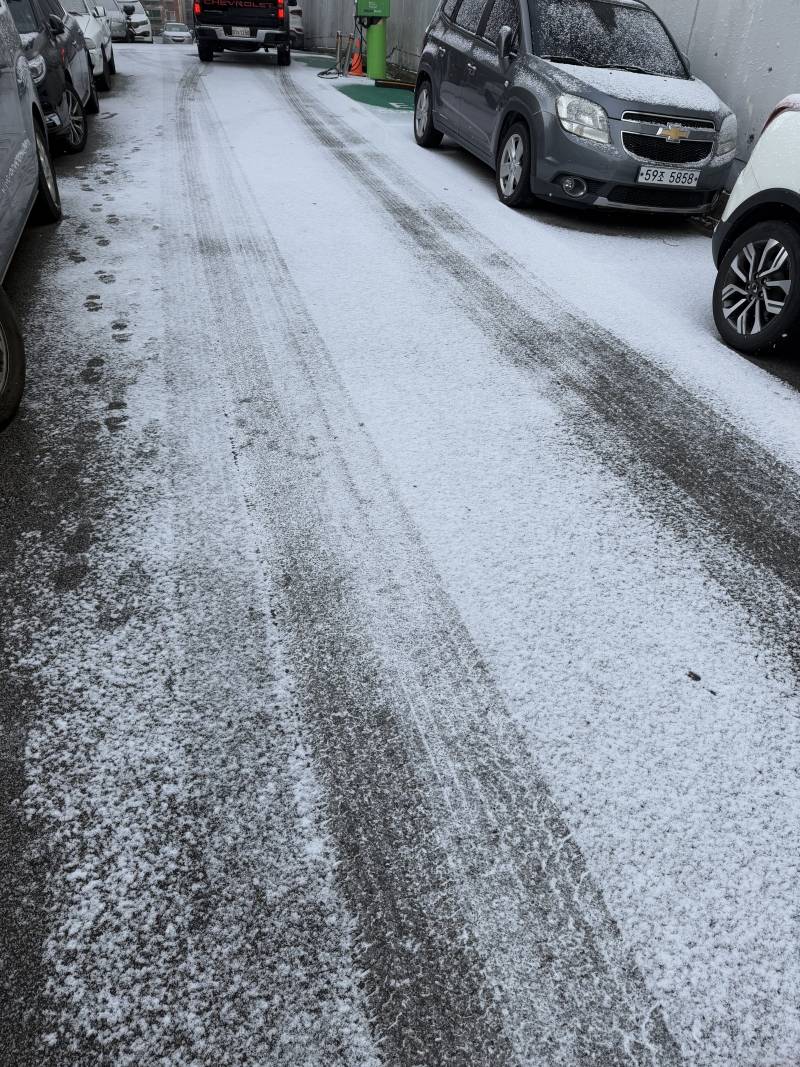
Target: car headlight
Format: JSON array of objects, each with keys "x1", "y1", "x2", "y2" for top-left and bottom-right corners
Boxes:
[
  {"x1": 717, "y1": 113, "x2": 738, "y2": 156},
  {"x1": 556, "y1": 94, "x2": 610, "y2": 144},
  {"x1": 27, "y1": 54, "x2": 47, "y2": 84}
]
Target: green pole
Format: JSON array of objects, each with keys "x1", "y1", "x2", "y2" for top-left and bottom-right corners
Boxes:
[{"x1": 366, "y1": 18, "x2": 386, "y2": 81}]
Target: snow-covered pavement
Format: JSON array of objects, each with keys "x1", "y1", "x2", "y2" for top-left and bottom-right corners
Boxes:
[{"x1": 2, "y1": 45, "x2": 800, "y2": 1066}]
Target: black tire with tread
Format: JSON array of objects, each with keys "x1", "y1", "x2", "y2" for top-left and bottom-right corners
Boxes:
[
  {"x1": 414, "y1": 77, "x2": 443, "y2": 149},
  {"x1": 198, "y1": 42, "x2": 214, "y2": 61},
  {"x1": 30, "y1": 122, "x2": 62, "y2": 224},
  {"x1": 58, "y1": 84, "x2": 88, "y2": 154},
  {"x1": 96, "y1": 47, "x2": 111, "y2": 91},
  {"x1": 0, "y1": 290, "x2": 25, "y2": 433},
  {"x1": 277, "y1": 45, "x2": 290, "y2": 65},
  {"x1": 713, "y1": 220, "x2": 800, "y2": 357},
  {"x1": 109, "y1": 46, "x2": 116, "y2": 74},
  {"x1": 495, "y1": 120, "x2": 533, "y2": 209}
]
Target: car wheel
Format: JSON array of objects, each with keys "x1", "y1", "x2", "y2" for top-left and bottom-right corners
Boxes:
[
  {"x1": 59, "y1": 84, "x2": 88, "y2": 154},
  {"x1": 96, "y1": 46, "x2": 112, "y2": 91},
  {"x1": 198, "y1": 42, "x2": 214, "y2": 61},
  {"x1": 109, "y1": 46, "x2": 116, "y2": 74},
  {"x1": 713, "y1": 220, "x2": 800, "y2": 356},
  {"x1": 414, "y1": 78, "x2": 443, "y2": 149},
  {"x1": 496, "y1": 120, "x2": 532, "y2": 209},
  {"x1": 0, "y1": 290, "x2": 25, "y2": 433},
  {"x1": 277, "y1": 45, "x2": 291, "y2": 65},
  {"x1": 86, "y1": 58, "x2": 101, "y2": 113},
  {"x1": 30, "y1": 121, "x2": 62, "y2": 224}
]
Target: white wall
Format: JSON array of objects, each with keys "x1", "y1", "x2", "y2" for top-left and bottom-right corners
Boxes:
[{"x1": 303, "y1": 0, "x2": 800, "y2": 161}]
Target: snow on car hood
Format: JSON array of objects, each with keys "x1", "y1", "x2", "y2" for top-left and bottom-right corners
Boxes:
[{"x1": 550, "y1": 62, "x2": 727, "y2": 117}]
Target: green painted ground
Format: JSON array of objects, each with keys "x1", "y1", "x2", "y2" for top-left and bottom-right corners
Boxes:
[
  {"x1": 293, "y1": 53, "x2": 338, "y2": 70},
  {"x1": 336, "y1": 83, "x2": 414, "y2": 112}
]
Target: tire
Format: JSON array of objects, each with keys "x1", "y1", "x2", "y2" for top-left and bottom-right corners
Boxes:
[
  {"x1": 59, "y1": 84, "x2": 88, "y2": 154},
  {"x1": 414, "y1": 78, "x2": 443, "y2": 149},
  {"x1": 198, "y1": 42, "x2": 214, "y2": 61},
  {"x1": 0, "y1": 290, "x2": 25, "y2": 433},
  {"x1": 96, "y1": 46, "x2": 111, "y2": 91},
  {"x1": 109, "y1": 46, "x2": 116, "y2": 74},
  {"x1": 496, "y1": 120, "x2": 532, "y2": 209},
  {"x1": 277, "y1": 45, "x2": 290, "y2": 65},
  {"x1": 713, "y1": 220, "x2": 800, "y2": 357},
  {"x1": 86, "y1": 60, "x2": 101, "y2": 113},
  {"x1": 30, "y1": 121, "x2": 62, "y2": 224}
]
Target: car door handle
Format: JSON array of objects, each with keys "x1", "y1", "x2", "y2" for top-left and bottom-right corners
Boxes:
[
  {"x1": 466, "y1": 62, "x2": 477, "y2": 74},
  {"x1": 438, "y1": 46, "x2": 446, "y2": 58}
]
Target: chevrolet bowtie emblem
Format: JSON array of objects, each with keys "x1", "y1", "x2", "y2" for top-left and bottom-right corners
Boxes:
[{"x1": 657, "y1": 125, "x2": 690, "y2": 142}]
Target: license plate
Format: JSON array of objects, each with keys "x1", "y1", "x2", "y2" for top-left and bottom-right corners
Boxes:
[
  {"x1": 231, "y1": 25, "x2": 250, "y2": 36},
  {"x1": 637, "y1": 166, "x2": 700, "y2": 188}
]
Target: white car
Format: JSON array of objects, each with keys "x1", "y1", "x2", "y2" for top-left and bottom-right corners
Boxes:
[
  {"x1": 62, "y1": 0, "x2": 115, "y2": 89},
  {"x1": 289, "y1": 3, "x2": 303, "y2": 50},
  {"x1": 713, "y1": 95, "x2": 800, "y2": 355},
  {"x1": 102, "y1": 0, "x2": 129, "y2": 41},
  {"x1": 122, "y1": 0, "x2": 152, "y2": 41},
  {"x1": 162, "y1": 20, "x2": 191, "y2": 42}
]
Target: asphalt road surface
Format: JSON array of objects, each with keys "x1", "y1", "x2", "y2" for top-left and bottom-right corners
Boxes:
[{"x1": 1, "y1": 45, "x2": 800, "y2": 1067}]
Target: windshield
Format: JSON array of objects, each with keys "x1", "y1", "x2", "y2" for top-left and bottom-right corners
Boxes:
[
  {"x1": 533, "y1": 0, "x2": 686, "y2": 78},
  {"x1": 8, "y1": 0, "x2": 39, "y2": 33},
  {"x1": 65, "y1": 0, "x2": 91, "y2": 13}
]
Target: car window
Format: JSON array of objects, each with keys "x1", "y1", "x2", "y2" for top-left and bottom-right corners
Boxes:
[
  {"x1": 8, "y1": 0, "x2": 40, "y2": 33},
  {"x1": 533, "y1": 0, "x2": 685, "y2": 78},
  {"x1": 442, "y1": 0, "x2": 459, "y2": 18},
  {"x1": 483, "y1": 0, "x2": 519, "y2": 43},
  {"x1": 454, "y1": 0, "x2": 490, "y2": 34}
]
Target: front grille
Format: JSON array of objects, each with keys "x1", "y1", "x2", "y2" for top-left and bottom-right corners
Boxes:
[
  {"x1": 622, "y1": 111, "x2": 715, "y2": 130},
  {"x1": 608, "y1": 185, "x2": 711, "y2": 210},
  {"x1": 622, "y1": 132, "x2": 713, "y2": 164}
]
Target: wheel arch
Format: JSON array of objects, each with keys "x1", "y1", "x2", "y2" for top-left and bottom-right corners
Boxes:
[
  {"x1": 493, "y1": 99, "x2": 543, "y2": 167},
  {"x1": 714, "y1": 189, "x2": 800, "y2": 266}
]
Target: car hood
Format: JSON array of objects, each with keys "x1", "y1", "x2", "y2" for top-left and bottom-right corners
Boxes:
[
  {"x1": 71, "y1": 13, "x2": 102, "y2": 39},
  {"x1": 542, "y1": 61, "x2": 731, "y2": 121}
]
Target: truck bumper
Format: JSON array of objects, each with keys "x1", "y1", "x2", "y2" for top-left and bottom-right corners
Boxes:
[{"x1": 196, "y1": 24, "x2": 289, "y2": 48}]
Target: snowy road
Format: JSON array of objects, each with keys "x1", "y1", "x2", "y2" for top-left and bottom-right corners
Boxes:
[{"x1": 2, "y1": 45, "x2": 800, "y2": 1066}]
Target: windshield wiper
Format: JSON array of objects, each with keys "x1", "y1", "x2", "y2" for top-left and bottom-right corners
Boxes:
[
  {"x1": 599, "y1": 64, "x2": 661, "y2": 75},
  {"x1": 541, "y1": 55, "x2": 584, "y2": 65}
]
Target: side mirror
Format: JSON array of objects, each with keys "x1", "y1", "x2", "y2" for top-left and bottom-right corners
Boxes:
[
  {"x1": 122, "y1": 4, "x2": 135, "y2": 14},
  {"x1": 496, "y1": 24, "x2": 513, "y2": 71},
  {"x1": 48, "y1": 13, "x2": 65, "y2": 33}
]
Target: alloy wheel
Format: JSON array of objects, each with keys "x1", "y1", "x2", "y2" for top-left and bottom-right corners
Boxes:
[
  {"x1": 415, "y1": 85, "x2": 430, "y2": 140},
  {"x1": 36, "y1": 129, "x2": 58, "y2": 203},
  {"x1": 65, "y1": 90, "x2": 85, "y2": 147},
  {"x1": 499, "y1": 133, "x2": 524, "y2": 197},
  {"x1": 721, "y1": 238, "x2": 792, "y2": 336}
]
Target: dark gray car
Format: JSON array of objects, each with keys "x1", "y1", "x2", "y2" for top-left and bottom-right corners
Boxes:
[{"x1": 415, "y1": 0, "x2": 737, "y2": 214}]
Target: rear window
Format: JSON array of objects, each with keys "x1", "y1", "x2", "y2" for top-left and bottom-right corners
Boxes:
[
  {"x1": 534, "y1": 0, "x2": 686, "y2": 78},
  {"x1": 8, "y1": 0, "x2": 40, "y2": 33}
]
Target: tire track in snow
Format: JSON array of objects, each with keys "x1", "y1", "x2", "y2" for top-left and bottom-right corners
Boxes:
[
  {"x1": 186, "y1": 62, "x2": 682, "y2": 1065},
  {"x1": 276, "y1": 67, "x2": 800, "y2": 675},
  {"x1": 6, "y1": 56, "x2": 380, "y2": 1066}
]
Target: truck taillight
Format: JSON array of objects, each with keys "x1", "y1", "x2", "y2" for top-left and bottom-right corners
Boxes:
[
  {"x1": 193, "y1": 1, "x2": 200, "y2": 12},
  {"x1": 277, "y1": 1, "x2": 284, "y2": 18}
]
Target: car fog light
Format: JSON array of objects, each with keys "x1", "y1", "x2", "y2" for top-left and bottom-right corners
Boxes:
[{"x1": 560, "y1": 175, "x2": 587, "y2": 198}]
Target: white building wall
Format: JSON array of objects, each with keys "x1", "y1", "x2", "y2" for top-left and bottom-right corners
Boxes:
[{"x1": 303, "y1": 0, "x2": 800, "y2": 161}]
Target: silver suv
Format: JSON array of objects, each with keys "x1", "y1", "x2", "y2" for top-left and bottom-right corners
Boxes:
[{"x1": 415, "y1": 0, "x2": 737, "y2": 214}]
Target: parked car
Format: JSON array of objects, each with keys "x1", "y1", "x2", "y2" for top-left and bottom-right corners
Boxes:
[
  {"x1": 712, "y1": 96, "x2": 800, "y2": 357},
  {"x1": 289, "y1": 3, "x2": 302, "y2": 50},
  {"x1": 102, "y1": 0, "x2": 129, "y2": 41},
  {"x1": 162, "y1": 20, "x2": 191, "y2": 41},
  {"x1": 415, "y1": 0, "x2": 737, "y2": 214},
  {"x1": 63, "y1": 0, "x2": 115, "y2": 89},
  {"x1": 122, "y1": 0, "x2": 151, "y2": 41},
  {"x1": 10, "y1": 0, "x2": 98, "y2": 152},
  {"x1": 1, "y1": 0, "x2": 62, "y2": 430}
]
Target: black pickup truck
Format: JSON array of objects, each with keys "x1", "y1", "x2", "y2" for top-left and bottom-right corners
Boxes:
[{"x1": 193, "y1": 0, "x2": 290, "y2": 62}]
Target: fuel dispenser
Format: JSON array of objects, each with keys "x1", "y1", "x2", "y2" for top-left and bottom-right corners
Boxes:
[{"x1": 355, "y1": 0, "x2": 389, "y2": 81}]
